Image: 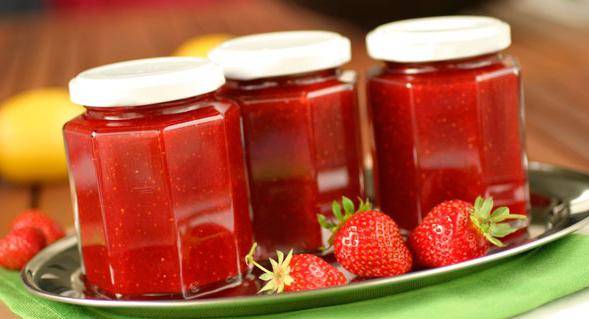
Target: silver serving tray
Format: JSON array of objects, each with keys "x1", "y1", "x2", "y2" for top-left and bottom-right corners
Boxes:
[{"x1": 21, "y1": 162, "x2": 589, "y2": 318}]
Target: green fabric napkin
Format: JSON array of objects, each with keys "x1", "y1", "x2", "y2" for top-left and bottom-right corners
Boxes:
[{"x1": 2, "y1": 234, "x2": 589, "y2": 319}]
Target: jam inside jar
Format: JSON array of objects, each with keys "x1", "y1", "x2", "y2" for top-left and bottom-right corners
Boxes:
[
  {"x1": 211, "y1": 31, "x2": 364, "y2": 258},
  {"x1": 366, "y1": 17, "x2": 530, "y2": 231},
  {"x1": 64, "y1": 58, "x2": 253, "y2": 299}
]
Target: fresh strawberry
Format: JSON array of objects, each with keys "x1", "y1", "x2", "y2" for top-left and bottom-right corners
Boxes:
[
  {"x1": 317, "y1": 197, "x2": 412, "y2": 277},
  {"x1": 245, "y1": 243, "x2": 346, "y2": 293},
  {"x1": 11, "y1": 210, "x2": 65, "y2": 244},
  {"x1": 0, "y1": 228, "x2": 47, "y2": 270},
  {"x1": 409, "y1": 196, "x2": 527, "y2": 268}
]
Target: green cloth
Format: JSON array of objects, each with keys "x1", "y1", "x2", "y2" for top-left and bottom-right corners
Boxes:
[{"x1": 2, "y1": 234, "x2": 589, "y2": 319}]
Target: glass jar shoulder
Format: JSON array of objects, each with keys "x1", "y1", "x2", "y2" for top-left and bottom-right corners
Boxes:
[
  {"x1": 63, "y1": 97, "x2": 239, "y2": 135},
  {"x1": 368, "y1": 54, "x2": 520, "y2": 87},
  {"x1": 221, "y1": 71, "x2": 355, "y2": 103}
]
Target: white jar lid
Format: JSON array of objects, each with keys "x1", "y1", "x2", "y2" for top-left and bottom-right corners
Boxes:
[
  {"x1": 69, "y1": 57, "x2": 225, "y2": 107},
  {"x1": 366, "y1": 16, "x2": 511, "y2": 63},
  {"x1": 209, "y1": 31, "x2": 351, "y2": 80}
]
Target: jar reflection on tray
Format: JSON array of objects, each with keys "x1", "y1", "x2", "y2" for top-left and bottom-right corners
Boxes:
[
  {"x1": 63, "y1": 57, "x2": 253, "y2": 299},
  {"x1": 366, "y1": 16, "x2": 530, "y2": 231},
  {"x1": 210, "y1": 31, "x2": 364, "y2": 259}
]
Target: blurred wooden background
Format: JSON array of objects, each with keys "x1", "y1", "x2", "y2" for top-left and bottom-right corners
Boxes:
[{"x1": 1, "y1": 0, "x2": 589, "y2": 234}]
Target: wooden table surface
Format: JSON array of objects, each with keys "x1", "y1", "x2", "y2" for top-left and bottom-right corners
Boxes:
[{"x1": 1, "y1": 0, "x2": 588, "y2": 317}]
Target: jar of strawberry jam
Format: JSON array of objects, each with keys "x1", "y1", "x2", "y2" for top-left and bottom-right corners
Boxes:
[
  {"x1": 366, "y1": 16, "x2": 530, "y2": 232},
  {"x1": 210, "y1": 31, "x2": 364, "y2": 258},
  {"x1": 64, "y1": 57, "x2": 253, "y2": 299}
]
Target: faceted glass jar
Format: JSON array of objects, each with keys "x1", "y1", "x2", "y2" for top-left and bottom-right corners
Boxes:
[
  {"x1": 367, "y1": 53, "x2": 530, "y2": 231},
  {"x1": 220, "y1": 68, "x2": 364, "y2": 259},
  {"x1": 63, "y1": 93, "x2": 253, "y2": 299}
]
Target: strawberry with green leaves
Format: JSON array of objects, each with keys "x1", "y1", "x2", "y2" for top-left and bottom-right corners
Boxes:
[
  {"x1": 409, "y1": 196, "x2": 527, "y2": 268},
  {"x1": 318, "y1": 197, "x2": 412, "y2": 277},
  {"x1": 245, "y1": 243, "x2": 346, "y2": 293}
]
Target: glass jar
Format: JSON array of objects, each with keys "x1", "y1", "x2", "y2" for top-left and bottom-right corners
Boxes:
[
  {"x1": 64, "y1": 57, "x2": 253, "y2": 299},
  {"x1": 210, "y1": 31, "x2": 364, "y2": 259},
  {"x1": 366, "y1": 16, "x2": 530, "y2": 231}
]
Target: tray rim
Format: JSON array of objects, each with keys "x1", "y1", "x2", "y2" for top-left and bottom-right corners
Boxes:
[{"x1": 20, "y1": 161, "x2": 589, "y2": 309}]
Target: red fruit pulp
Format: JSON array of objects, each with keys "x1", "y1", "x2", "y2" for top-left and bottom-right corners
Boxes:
[
  {"x1": 285, "y1": 254, "x2": 346, "y2": 292},
  {"x1": 409, "y1": 200, "x2": 490, "y2": 268},
  {"x1": 333, "y1": 210, "x2": 412, "y2": 277},
  {"x1": 63, "y1": 93, "x2": 253, "y2": 299},
  {"x1": 11, "y1": 210, "x2": 65, "y2": 244},
  {"x1": 0, "y1": 228, "x2": 46, "y2": 270},
  {"x1": 220, "y1": 69, "x2": 364, "y2": 258},
  {"x1": 367, "y1": 53, "x2": 529, "y2": 231}
]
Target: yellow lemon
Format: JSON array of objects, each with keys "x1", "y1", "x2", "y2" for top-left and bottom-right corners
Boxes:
[
  {"x1": 174, "y1": 33, "x2": 233, "y2": 58},
  {"x1": 0, "y1": 88, "x2": 84, "y2": 183}
]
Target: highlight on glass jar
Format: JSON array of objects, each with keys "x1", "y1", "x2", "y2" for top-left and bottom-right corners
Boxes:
[
  {"x1": 365, "y1": 16, "x2": 530, "y2": 232},
  {"x1": 209, "y1": 31, "x2": 365, "y2": 259},
  {"x1": 64, "y1": 57, "x2": 253, "y2": 299}
]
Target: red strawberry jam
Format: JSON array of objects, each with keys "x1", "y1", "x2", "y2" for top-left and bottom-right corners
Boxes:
[
  {"x1": 366, "y1": 16, "x2": 530, "y2": 231},
  {"x1": 211, "y1": 31, "x2": 364, "y2": 258},
  {"x1": 64, "y1": 58, "x2": 253, "y2": 299}
]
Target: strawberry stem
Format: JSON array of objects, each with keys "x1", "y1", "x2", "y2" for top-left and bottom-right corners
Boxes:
[
  {"x1": 470, "y1": 196, "x2": 527, "y2": 247},
  {"x1": 245, "y1": 243, "x2": 271, "y2": 274},
  {"x1": 244, "y1": 243, "x2": 295, "y2": 294},
  {"x1": 317, "y1": 196, "x2": 372, "y2": 248}
]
